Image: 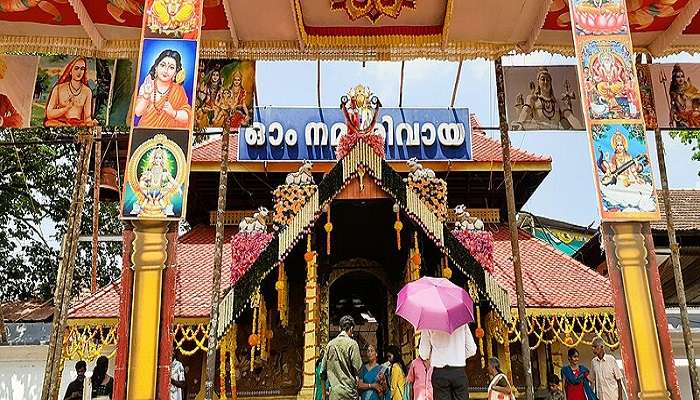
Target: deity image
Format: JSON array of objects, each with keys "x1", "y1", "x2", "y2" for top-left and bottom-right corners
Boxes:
[
  {"x1": 123, "y1": 133, "x2": 187, "y2": 220},
  {"x1": 336, "y1": 84, "x2": 384, "y2": 160},
  {"x1": 592, "y1": 124, "x2": 657, "y2": 217},
  {"x1": 510, "y1": 66, "x2": 583, "y2": 131},
  {"x1": 194, "y1": 60, "x2": 255, "y2": 130},
  {"x1": 669, "y1": 63, "x2": 700, "y2": 128},
  {"x1": 146, "y1": 0, "x2": 200, "y2": 38},
  {"x1": 636, "y1": 64, "x2": 658, "y2": 129},
  {"x1": 0, "y1": 56, "x2": 24, "y2": 128},
  {"x1": 581, "y1": 42, "x2": 640, "y2": 120},
  {"x1": 134, "y1": 48, "x2": 192, "y2": 129},
  {"x1": 44, "y1": 57, "x2": 98, "y2": 127}
]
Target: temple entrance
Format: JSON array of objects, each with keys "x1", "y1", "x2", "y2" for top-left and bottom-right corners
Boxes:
[{"x1": 329, "y1": 270, "x2": 389, "y2": 357}]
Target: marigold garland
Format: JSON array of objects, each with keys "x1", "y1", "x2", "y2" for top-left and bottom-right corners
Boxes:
[
  {"x1": 452, "y1": 229, "x2": 495, "y2": 273},
  {"x1": 230, "y1": 232, "x2": 274, "y2": 284}
]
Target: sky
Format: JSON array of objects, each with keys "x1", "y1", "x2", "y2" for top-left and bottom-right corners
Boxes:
[{"x1": 255, "y1": 53, "x2": 700, "y2": 228}]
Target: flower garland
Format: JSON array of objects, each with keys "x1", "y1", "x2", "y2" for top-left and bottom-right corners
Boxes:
[
  {"x1": 335, "y1": 133, "x2": 385, "y2": 160},
  {"x1": 407, "y1": 177, "x2": 448, "y2": 221},
  {"x1": 230, "y1": 231, "x2": 274, "y2": 284},
  {"x1": 452, "y1": 229, "x2": 495, "y2": 273}
]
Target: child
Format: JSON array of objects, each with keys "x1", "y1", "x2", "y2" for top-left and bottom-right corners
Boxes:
[{"x1": 547, "y1": 374, "x2": 564, "y2": 400}]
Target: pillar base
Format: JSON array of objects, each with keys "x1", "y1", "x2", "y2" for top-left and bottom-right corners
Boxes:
[{"x1": 297, "y1": 387, "x2": 315, "y2": 400}]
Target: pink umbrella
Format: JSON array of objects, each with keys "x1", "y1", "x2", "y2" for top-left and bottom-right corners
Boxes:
[{"x1": 396, "y1": 276, "x2": 474, "y2": 333}]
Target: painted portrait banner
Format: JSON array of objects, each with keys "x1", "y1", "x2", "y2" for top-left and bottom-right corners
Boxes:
[
  {"x1": 503, "y1": 65, "x2": 584, "y2": 131},
  {"x1": 31, "y1": 55, "x2": 99, "y2": 128},
  {"x1": 568, "y1": 0, "x2": 659, "y2": 221},
  {"x1": 121, "y1": 129, "x2": 190, "y2": 219},
  {"x1": 0, "y1": 55, "x2": 38, "y2": 128},
  {"x1": 195, "y1": 59, "x2": 255, "y2": 130},
  {"x1": 121, "y1": 0, "x2": 205, "y2": 221},
  {"x1": 646, "y1": 63, "x2": 700, "y2": 129}
]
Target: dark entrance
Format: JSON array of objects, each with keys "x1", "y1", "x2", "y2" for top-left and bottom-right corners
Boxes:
[{"x1": 329, "y1": 270, "x2": 388, "y2": 357}]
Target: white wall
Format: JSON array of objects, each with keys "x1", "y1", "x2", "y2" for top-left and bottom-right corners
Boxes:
[
  {"x1": 670, "y1": 330, "x2": 700, "y2": 400},
  {"x1": 0, "y1": 345, "x2": 115, "y2": 400}
]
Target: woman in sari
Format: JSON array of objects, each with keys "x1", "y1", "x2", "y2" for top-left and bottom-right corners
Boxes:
[
  {"x1": 358, "y1": 345, "x2": 387, "y2": 400},
  {"x1": 562, "y1": 348, "x2": 597, "y2": 400},
  {"x1": 135, "y1": 49, "x2": 191, "y2": 129},
  {"x1": 486, "y1": 357, "x2": 513, "y2": 400}
]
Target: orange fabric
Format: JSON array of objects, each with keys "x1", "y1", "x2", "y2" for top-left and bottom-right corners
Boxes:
[{"x1": 137, "y1": 83, "x2": 192, "y2": 129}]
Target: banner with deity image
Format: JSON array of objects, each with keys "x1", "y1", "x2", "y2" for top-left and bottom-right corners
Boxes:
[
  {"x1": 121, "y1": 0, "x2": 205, "y2": 221},
  {"x1": 503, "y1": 65, "x2": 584, "y2": 131},
  {"x1": 643, "y1": 63, "x2": 700, "y2": 129},
  {"x1": 0, "y1": 55, "x2": 38, "y2": 128},
  {"x1": 195, "y1": 59, "x2": 255, "y2": 130},
  {"x1": 568, "y1": 0, "x2": 659, "y2": 221}
]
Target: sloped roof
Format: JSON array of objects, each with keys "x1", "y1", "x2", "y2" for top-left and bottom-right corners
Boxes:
[
  {"x1": 190, "y1": 115, "x2": 551, "y2": 165},
  {"x1": 69, "y1": 226, "x2": 235, "y2": 320},
  {"x1": 650, "y1": 189, "x2": 700, "y2": 232},
  {"x1": 491, "y1": 227, "x2": 613, "y2": 309},
  {"x1": 69, "y1": 223, "x2": 613, "y2": 320},
  {"x1": 2, "y1": 301, "x2": 54, "y2": 322}
]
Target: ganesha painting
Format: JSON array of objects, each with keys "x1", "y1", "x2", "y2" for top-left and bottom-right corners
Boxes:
[{"x1": 580, "y1": 40, "x2": 641, "y2": 120}]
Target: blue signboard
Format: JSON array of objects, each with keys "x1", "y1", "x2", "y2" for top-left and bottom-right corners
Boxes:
[{"x1": 237, "y1": 107, "x2": 472, "y2": 161}]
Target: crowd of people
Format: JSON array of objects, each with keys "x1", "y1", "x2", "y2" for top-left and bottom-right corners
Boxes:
[{"x1": 318, "y1": 316, "x2": 624, "y2": 400}]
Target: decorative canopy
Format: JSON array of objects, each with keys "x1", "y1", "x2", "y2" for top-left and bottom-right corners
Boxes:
[{"x1": 2, "y1": 0, "x2": 700, "y2": 59}]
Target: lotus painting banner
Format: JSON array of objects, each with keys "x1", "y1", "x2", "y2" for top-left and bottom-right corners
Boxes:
[{"x1": 568, "y1": 0, "x2": 659, "y2": 221}]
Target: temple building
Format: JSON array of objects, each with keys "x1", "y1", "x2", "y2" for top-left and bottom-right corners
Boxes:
[{"x1": 63, "y1": 116, "x2": 618, "y2": 399}]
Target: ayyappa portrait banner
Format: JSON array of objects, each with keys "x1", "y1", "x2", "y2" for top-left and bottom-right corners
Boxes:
[
  {"x1": 121, "y1": 0, "x2": 205, "y2": 221},
  {"x1": 238, "y1": 107, "x2": 472, "y2": 161},
  {"x1": 504, "y1": 65, "x2": 584, "y2": 131},
  {"x1": 0, "y1": 55, "x2": 38, "y2": 129},
  {"x1": 568, "y1": 0, "x2": 659, "y2": 221}
]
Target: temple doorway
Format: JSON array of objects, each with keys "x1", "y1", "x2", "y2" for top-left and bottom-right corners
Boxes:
[{"x1": 329, "y1": 270, "x2": 389, "y2": 358}]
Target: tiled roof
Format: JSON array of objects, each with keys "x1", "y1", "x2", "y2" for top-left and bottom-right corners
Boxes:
[
  {"x1": 491, "y1": 227, "x2": 613, "y2": 309},
  {"x1": 650, "y1": 189, "x2": 700, "y2": 232},
  {"x1": 69, "y1": 226, "x2": 235, "y2": 319},
  {"x1": 70, "y1": 224, "x2": 611, "y2": 319},
  {"x1": 190, "y1": 115, "x2": 550, "y2": 164},
  {"x1": 2, "y1": 301, "x2": 54, "y2": 322}
]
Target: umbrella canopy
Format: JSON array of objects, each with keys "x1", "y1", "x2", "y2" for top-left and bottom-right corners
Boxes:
[{"x1": 396, "y1": 276, "x2": 475, "y2": 334}]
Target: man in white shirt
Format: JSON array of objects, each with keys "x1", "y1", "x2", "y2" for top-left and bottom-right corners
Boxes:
[
  {"x1": 590, "y1": 337, "x2": 623, "y2": 400},
  {"x1": 418, "y1": 323, "x2": 477, "y2": 400},
  {"x1": 170, "y1": 352, "x2": 186, "y2": 400}
]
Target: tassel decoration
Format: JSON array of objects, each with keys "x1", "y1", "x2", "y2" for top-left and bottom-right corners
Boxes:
[
  {"x1": 393, "y1": 203, "x2": 402, "y2": 250},
  {"x1": 469, "y1": 282, "x2": 485, "y2": 367},
  {"x1": 276, "y1": 262, "x2": 289, "y2": 328},
  {"x1": 325, "y1": 205, "x2": 333, "y2": 255}
]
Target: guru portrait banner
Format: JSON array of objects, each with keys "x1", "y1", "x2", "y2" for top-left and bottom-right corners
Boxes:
[
  {"x1": 504, "y1": 65, "x2": 584, "y2": 131},
  {"x1": 238, "y1": 107, "x2": 472, "y2": 161}
]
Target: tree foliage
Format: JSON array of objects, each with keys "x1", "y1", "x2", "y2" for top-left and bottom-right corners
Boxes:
[
  {"x1": 670, "y1": 130, "x2": 700, "y2": 176},
  {"x1": 0, "y1": 128, "x2": 122, "y2": 302}
]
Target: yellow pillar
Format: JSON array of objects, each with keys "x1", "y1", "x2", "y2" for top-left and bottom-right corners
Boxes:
[
  {"x1": 611, "y1": 223, "x2": 669, "y2": 400},
  {"x1": 299, "y1": 242, "x2": 318, "y2": 400},
  {"x1": 126, "y1": 221, "x2": 168, "y2": 400}
]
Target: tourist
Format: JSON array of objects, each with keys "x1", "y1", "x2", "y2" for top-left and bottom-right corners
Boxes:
[
  {"x1": 89, "y1": 356, "x2": 113, "y2": 399},
  {"x1": 591, "y1": 338, "x2": 623, "y2": 400},
  {"x1": 547, "y1": 375, "x2": 564, "y2": 400},
  {"x1": 170, "y1": 351, "x2": 186, "y2": 400},
  {"x1": 63, "y1": 360, "x2": 87, "y2": 400},
  {"x1": 406, "y1": 354, "x2": 432, "y2": 400},
  {"x1": 561, "y1": 348, "x2": 596, "y2": 400},
  {"x1": 320, "y1": 315, "x2": 362, "y2": 400},
  {"x1": 359, "y1": 344, "x2": 387, "y2": 400},
  {"x1": 385, "y1": 345, "x2": 408, "y2": 400},
  {"x1": 485, "y1": 357, "x2": 513, "y2": 400},
  {"x1": 418, "y1": 323, "x2": 477, "y2": 400}
]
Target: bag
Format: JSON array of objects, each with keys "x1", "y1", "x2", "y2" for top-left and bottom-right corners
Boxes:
[{"x1": 487, "y1": 373, "x2": 516, "y2": 400}]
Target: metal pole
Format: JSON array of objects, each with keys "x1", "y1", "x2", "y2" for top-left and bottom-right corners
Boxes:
[
  {"x1": 494, "y1": 57, "x2": 534, "y2": 400},
  {"x1": 41, "y1": 132, "x2": 94, "y2": 400},
  {"x1": 451, "y1": 60, "x2": 463, "y2": 108},
  {"x1": 654, "y1": 127, "x2": 700, "y2": 400},
  {"x1": 205, "y1": 121, "x2": 231, "y2": 400},
  {"x1": 317, "y1": 59, "x2": 322, "y2": 108},
  {"x1": 91, "y1": 128, "x2": 102, "y2": 293},
  {"x1": 399, "y1": 61, "x2": 405, "y2": 107}
]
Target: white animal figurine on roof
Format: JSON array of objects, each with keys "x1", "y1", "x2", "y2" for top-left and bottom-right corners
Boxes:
[
  {"x1": 285, "y1": 160, "x2": 315, "y2": 186},
  {"x1": 453, "y1": 204, "x2": 484, "y2": 231},
  {"x1": 239, "y1": 207, "x2": 269, "y2": 233},
  {"x1": 406, "y1": 158, "x2": 436, "y2": 180}
]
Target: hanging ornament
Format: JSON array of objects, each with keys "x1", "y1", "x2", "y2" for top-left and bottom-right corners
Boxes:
[
  {"x1": 276, "y1": 262, "x2": 289, "y2": 328},
  {"x1": 468, "y1": 281, "x2": 485, "y2": 367},
  {"x1": 441, "y1": 255, "x2": 452, "y2": 279},
  {"x1": 259, "y1": 296, "x2": 268, "y2": 361},
  {"x1": 229, "y1": 325, "x2": 238, "y2": 400},
  {"x1": 220, "y1": 329, "x2": 229, "y2": 400},
  {"x1": 249, "y1": 291, "x2": 261, "y2": 371},
  {"x1": 357, "y1": 164, "x2": 366, "y2": 191},
  {"x1": 324, "y1": 205, "x2": 333, "y2": 255},
  {"x1": 393, "y1": 203, "x2": 403, "y2": 250}
]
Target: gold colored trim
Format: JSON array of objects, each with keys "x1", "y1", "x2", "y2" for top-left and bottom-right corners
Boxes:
[
  {"x1": 174, "y1": 317, "x2": 210, "y2": 325},
  {"x1": 190, "y1": 160, "x2": 553, "y2": 173},
  {"x1": 515, "y1": 307, "x2": 616, "y2": 317},
  {"x1": 441, "y1": 0, "x2": 455, "y2": 49},
  {"x1": 66, "y1": 318, "x2": 119, "y2": 326}
]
